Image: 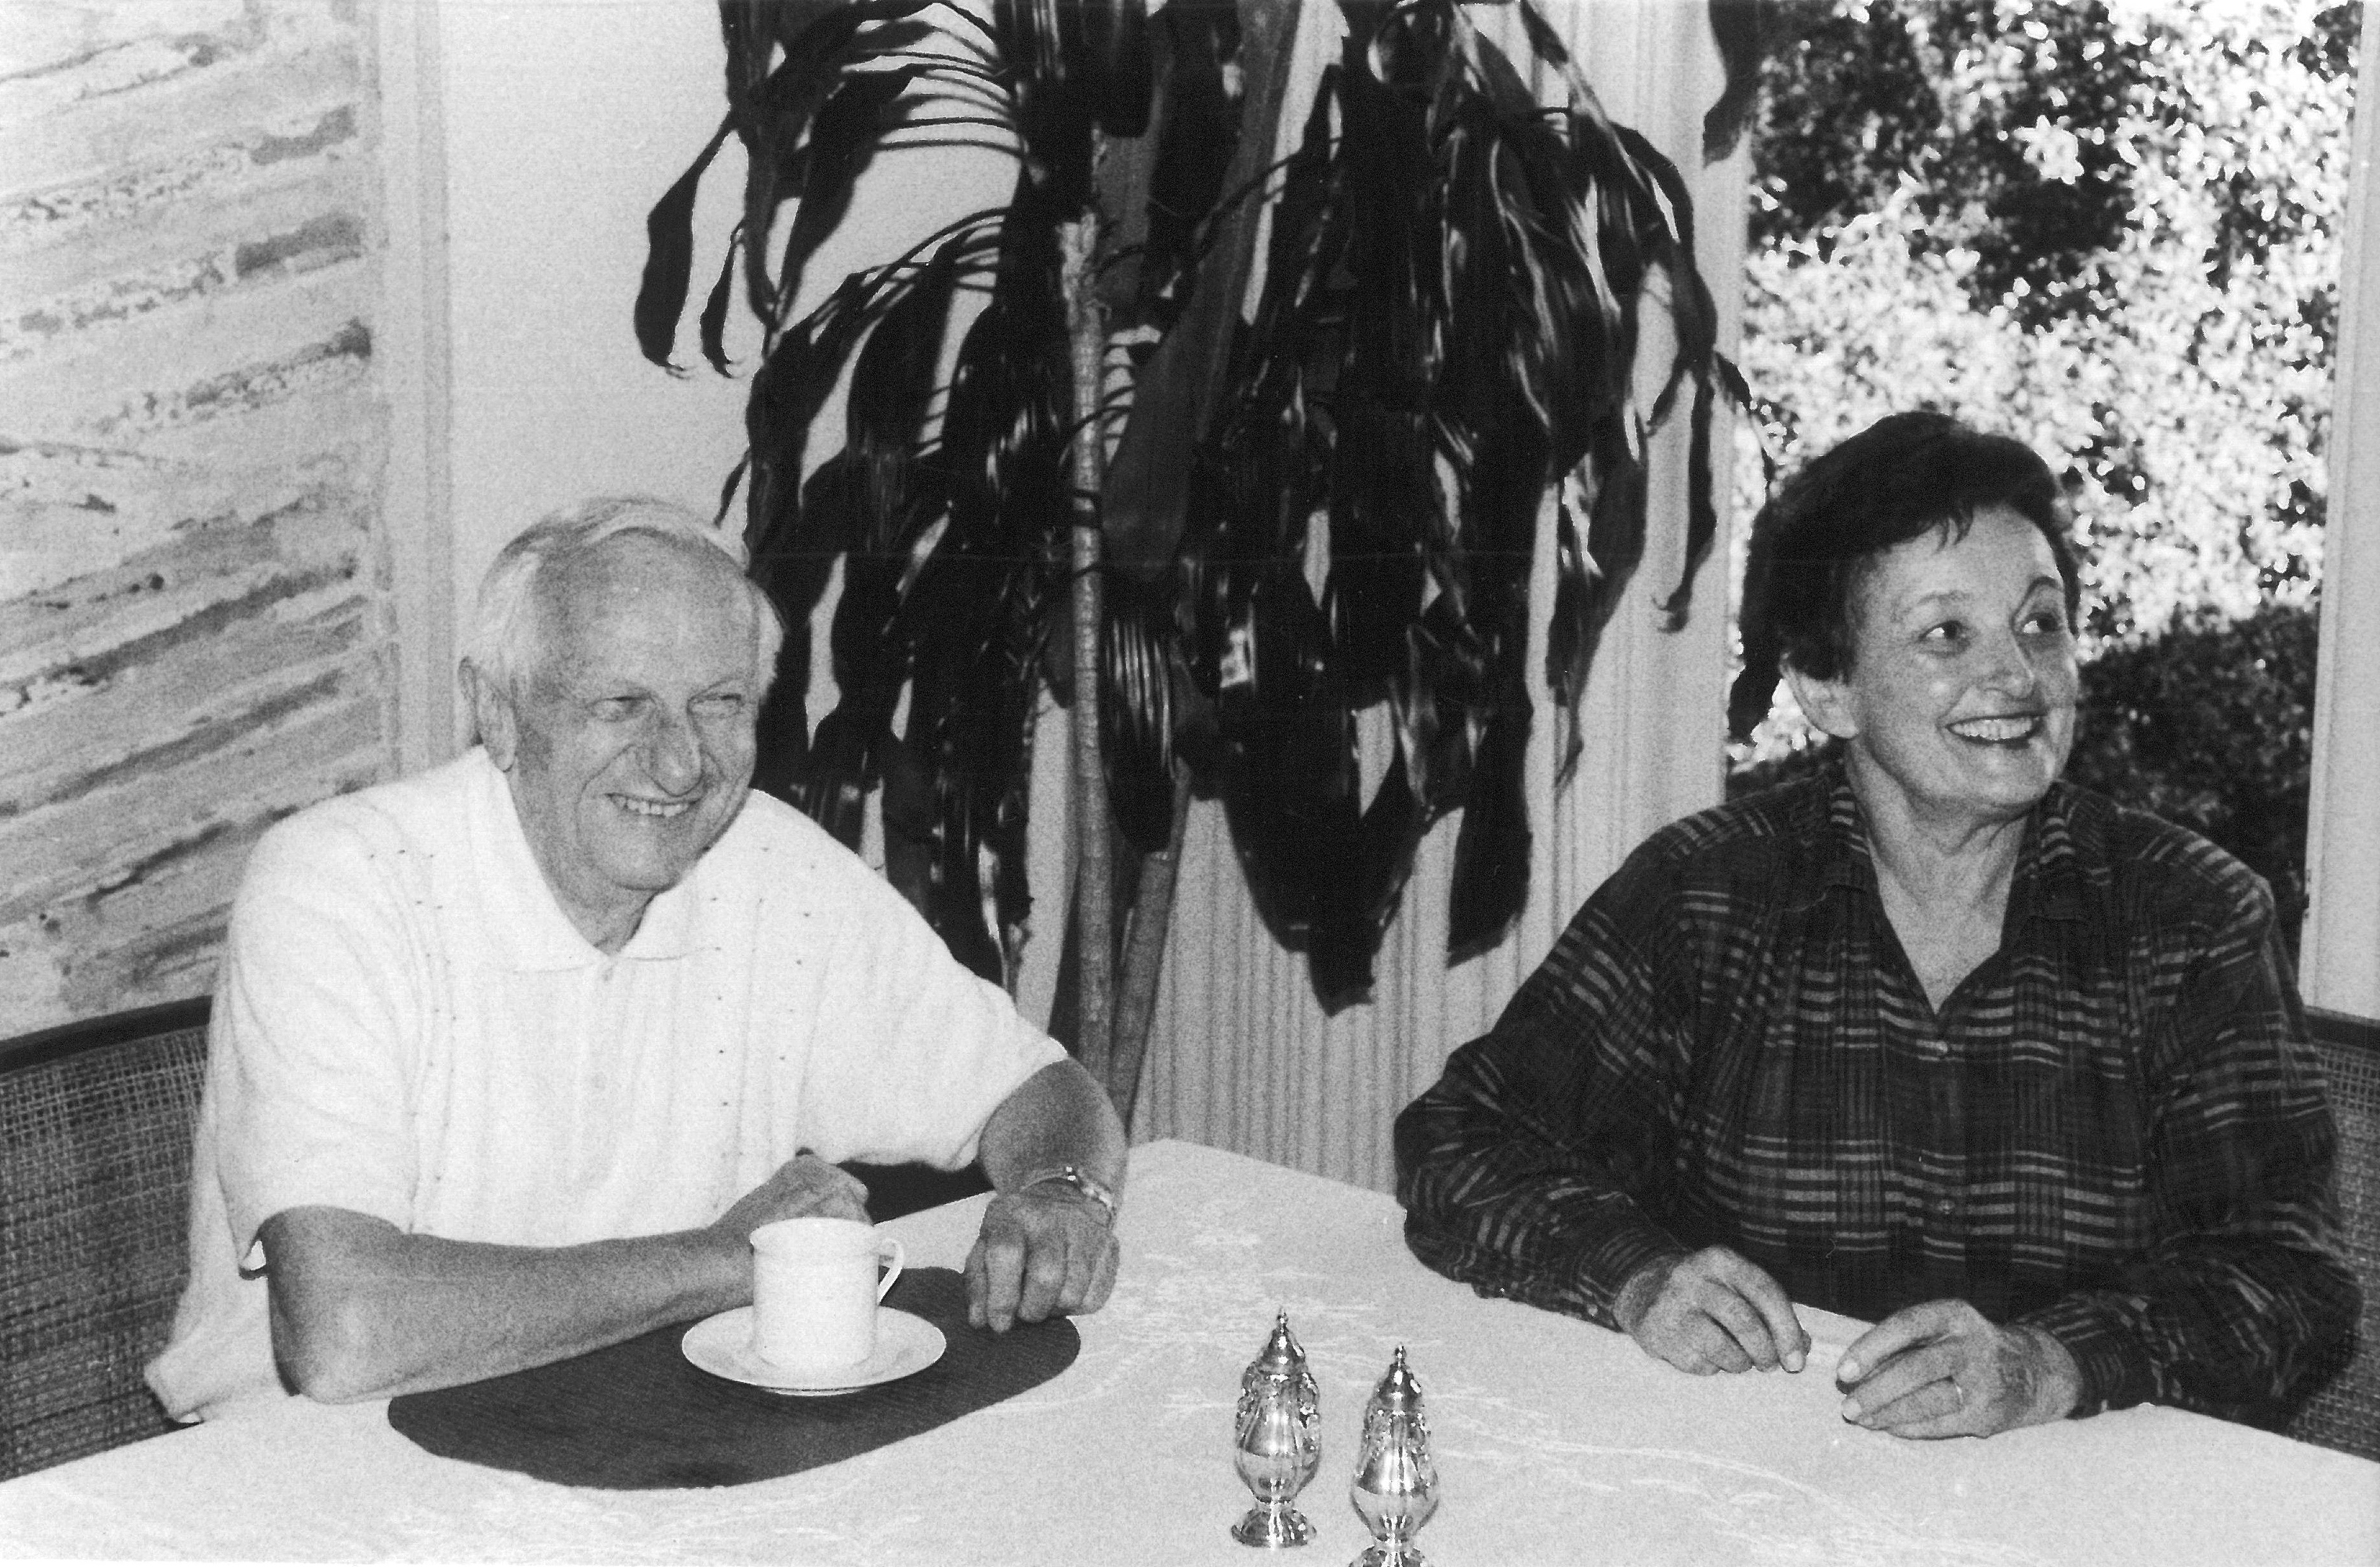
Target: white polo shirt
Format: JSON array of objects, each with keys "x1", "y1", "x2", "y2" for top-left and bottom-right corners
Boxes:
[{"x1": 148, "y1": 748, "x2": 1064, "y2": 1420}]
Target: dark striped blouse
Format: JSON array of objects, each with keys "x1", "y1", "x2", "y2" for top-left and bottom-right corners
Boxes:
[{"x1": 1394, "y1": 762, "x2": 2356, "y2": 1425}]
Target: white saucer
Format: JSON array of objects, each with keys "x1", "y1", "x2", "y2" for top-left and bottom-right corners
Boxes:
[{"x1": 681, "y1": 1306, "x2": 947, "y2": 1395}]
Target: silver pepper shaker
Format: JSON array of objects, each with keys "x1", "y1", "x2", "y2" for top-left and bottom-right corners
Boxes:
[
  {"x1": 1233, "y1": 1309, "x2": 1323, "y2": 1547},
  {"x1": 1349, "y1": 1345, "x2": 1438, "y2": 1567}
]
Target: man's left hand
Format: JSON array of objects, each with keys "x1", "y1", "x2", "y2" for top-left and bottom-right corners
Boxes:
[
  {"x1": 1837, "y1": 1300, "x2": 2080, "y2": 1439},
  {"x1": 964, "y1": 1186, "x2": 1119, "y2": 1331}
]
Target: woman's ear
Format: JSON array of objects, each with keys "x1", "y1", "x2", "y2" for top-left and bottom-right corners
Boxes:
[{"x1": 1782, "y1": 660, "x2": 1860, "y2": 742}]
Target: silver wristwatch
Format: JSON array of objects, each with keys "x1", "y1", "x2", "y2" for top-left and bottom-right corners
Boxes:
[{"x1": 1019, "y1": 1163, "x2": 1120, "y2": 1224}]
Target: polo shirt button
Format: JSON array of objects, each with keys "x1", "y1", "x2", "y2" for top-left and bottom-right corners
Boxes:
[{"x1": 1936, "y1": 1197, "x2": 1954, "y2": 1215}]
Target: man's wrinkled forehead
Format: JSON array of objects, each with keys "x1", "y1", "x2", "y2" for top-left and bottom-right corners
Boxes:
[{"x1": 523, "y1": 531, "x2": 758, "y2": 685}]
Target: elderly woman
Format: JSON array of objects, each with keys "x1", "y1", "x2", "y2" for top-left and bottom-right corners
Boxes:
[{"x1": 1395, "y1": 411, "x2": 2356, "y2": 1439}]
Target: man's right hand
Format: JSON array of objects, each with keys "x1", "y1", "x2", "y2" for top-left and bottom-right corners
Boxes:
[
  {"x1": 707, "y1": 1154, "x2": 871, "y2": 1253},
  {"x1": 1614, "y1": 1247, "x2": 1809, "y2": 1375}
]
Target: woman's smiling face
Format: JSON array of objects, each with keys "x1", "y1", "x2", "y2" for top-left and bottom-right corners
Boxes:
[{"x1": 1796, "y1": 505, "x2": 2079, "y2": 831}]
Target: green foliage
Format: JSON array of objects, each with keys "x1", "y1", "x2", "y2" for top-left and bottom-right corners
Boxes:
[
  {"x1": 1179, "y1": 2, "x2": 1741, "y2": 998},
  {"x1": 641, "y1": 1, "x2": 1742, "y2": 1009},
  {"x1": 1756, "y1": 0, "x2": 2145, "y2": 325},
  {"x1": 2063, "y1": 602, "x2": 2317, "y2": 946},
  {"x1": 1741, "y1": 0, "x2": 2353, "y2": 661}
]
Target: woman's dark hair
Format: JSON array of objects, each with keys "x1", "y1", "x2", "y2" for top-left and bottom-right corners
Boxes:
[{"x1": 1726, "y1": 411, "x2": 2081, "y2": 743}]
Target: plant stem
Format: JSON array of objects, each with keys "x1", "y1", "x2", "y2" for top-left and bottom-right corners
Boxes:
[
  {"x1": 1061, "y1": 208, "x2": 1114, "y2": 1084},
  {"x1": 1110, "y1": 769, "x2": 1193, "y2": 1127}
]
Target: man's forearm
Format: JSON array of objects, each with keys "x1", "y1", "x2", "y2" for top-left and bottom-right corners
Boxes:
[
  {"x1": 975, "y1": 1059, "x2": 1128, "y2": 1195},
  {"x1": 263, "y1": 1207, "x2": 745, "y2": 1402},
  {"x1": 963, "y1": 1059, "x2": 1128, "y2": 1330}
]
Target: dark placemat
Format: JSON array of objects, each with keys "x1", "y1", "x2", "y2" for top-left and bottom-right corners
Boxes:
[{"x1": 387, "y1": 1268, "x2": 1077, "y2": 1489}]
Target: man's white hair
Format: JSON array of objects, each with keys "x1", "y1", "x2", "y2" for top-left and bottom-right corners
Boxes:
[{"x1": 464, "y1": 495, "x2": 784, "y2": 700}]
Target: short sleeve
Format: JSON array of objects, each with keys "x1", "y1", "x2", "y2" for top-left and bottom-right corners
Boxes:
[
  {"x1": 213, "y1": 810, "x2": 423, "y2": 1252},
  {"x1": 782, "y1": 842, "x2": 1067, "y2": 1171}
]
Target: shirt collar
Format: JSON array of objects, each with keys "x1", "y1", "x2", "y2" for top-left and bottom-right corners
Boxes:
[
  {"x1": 465, "y1": 747, "x2": 703, "y2": 971},
  {"x1": 1779, "y1": 762, "x2": 1871, "y2": 913},
  {"x1": 2008, "y1": 784, "x2": 2091, "y2": 924},
  {"x1": 1786, "y1": 756, "x2": 2088, "y2": 925}
]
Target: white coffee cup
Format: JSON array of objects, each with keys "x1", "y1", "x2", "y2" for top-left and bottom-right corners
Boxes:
[{"x1": 748, "y1": 1216, "x2": 906, "y2": 1372}]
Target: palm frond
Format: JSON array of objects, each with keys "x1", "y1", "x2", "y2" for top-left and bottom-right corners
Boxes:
[
  {"x1": 1701, "y1": 0, "x2": 1764, "y2": 162},
  {"x1": 636, "y1": 113, "x2": 734, "y2": 372},
  {"x1": 649, "y1": 0, "x2": 1746, "y2": 1015},
  {"x1": 769, "y1": 67, "x2": 929, "y2": 331},
  {"x1": 884, "y1": 178, "x2": 1070, "y2": 976},
  {"x1": 697, "y1": 222, "x2": 745, "y2": 374},
  {"x1": 1171, "y1": 0, "x2": 1744, "y2": 997},
  {"x1": 1098, "y1": 0, "x2": 1265, "y2": 577},
  {"x1": 1102, "y1": 573, "x2": 1177, "y2": 855}
]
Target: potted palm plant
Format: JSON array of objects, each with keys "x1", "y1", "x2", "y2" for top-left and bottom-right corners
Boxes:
[{"x1": 637, "y1": 0, "x2": 1748, "y2": 1116}]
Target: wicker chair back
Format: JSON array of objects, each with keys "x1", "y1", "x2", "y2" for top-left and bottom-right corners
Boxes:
[
  {"x1": 1, "y1": 997, "x2": 208, "y2": 1481},
  {"x1": 2289, "y1": 1008, "x2": 2380, "y2": 1462}
]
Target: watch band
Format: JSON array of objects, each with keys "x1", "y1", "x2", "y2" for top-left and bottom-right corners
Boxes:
[{"x1": 1018, "y1": 1163, "x2": 1120, "y2": 1224}]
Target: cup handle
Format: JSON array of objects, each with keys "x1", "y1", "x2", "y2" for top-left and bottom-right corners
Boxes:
[{"x1": 875, "y1": 1237, "x2": 905, "y2": 1303}]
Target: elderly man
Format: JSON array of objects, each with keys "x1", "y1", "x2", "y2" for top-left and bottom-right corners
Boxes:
[{"x1": 149, "y1": 497, "x2": 1125, "y2": 1419}]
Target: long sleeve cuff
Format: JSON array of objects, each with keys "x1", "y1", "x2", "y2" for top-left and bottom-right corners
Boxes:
[
  {"x1": 2016, "y1": 1296, "x2": 2154, "y2": 1419},
  {"x1": 1403, "y1": 1193, "x2": 1688, "y2": 1331},
  {"x1": 1577, "y1": 1216, "x2": 1693, "y2": 1325}
]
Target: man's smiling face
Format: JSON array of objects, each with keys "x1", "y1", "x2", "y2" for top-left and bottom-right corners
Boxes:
[{"x1": 479, "y1": 532, "x2": 763, "y2": 951}]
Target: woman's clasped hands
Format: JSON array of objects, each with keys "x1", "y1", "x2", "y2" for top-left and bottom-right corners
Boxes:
[{"x1": 1614, "y1": 1247, "x2": 2078, "y2": 1439}]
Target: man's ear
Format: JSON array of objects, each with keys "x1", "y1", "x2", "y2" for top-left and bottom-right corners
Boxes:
[
  {"x1": 1782, "y1": 660, "x2": 1860, "y2": 742},
  {"x1": 460, "y1": 660, "x2": 520, "y2": 771}
]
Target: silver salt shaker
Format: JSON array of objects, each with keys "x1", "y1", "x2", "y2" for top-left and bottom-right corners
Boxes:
[
  {"x1": 1233, "y1": 1309, "x2": 1322, "y2": 1546},
  {"x1": 1349, "y1": 1345, "x2": 1437, "y2": 1567}
]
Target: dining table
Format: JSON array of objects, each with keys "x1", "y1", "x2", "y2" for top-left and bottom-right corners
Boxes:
[{"x1": 3, "y1": 1137, "x2": 2374, "y2": 1565}]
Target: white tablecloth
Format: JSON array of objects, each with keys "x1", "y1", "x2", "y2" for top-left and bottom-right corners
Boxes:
[{"x1": 4, "y1": 1138, "x2": 2375, "y2": 1565}]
